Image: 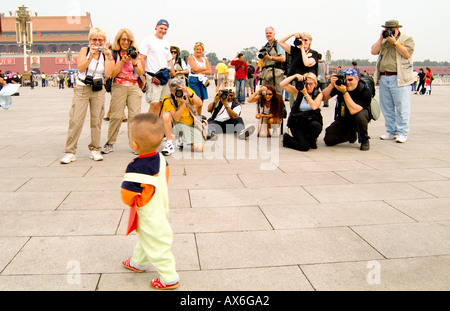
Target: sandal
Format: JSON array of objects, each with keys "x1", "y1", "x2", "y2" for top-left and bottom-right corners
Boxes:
[
  {"x1": 150, "y1": 278, "x2": 179, "y2": 290},
  {"x1": 121, "y1": 258, "x2": 147, "y2": 273}
]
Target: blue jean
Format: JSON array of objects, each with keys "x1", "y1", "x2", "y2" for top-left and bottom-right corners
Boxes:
[
  {"x1": 379, "y1": 75, "x2": 411, "y2": 136},
  {"x1": 235, "y1": 79, "x2": 246, "y2": 103}
]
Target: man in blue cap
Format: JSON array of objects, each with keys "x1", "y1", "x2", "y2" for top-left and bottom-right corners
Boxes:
[
  {"x1": 322, "y1": 68, "x2": 372, "y2": 151},
  {"x1": 139, "y1": 19, "x2": 175, "y2": 116}
]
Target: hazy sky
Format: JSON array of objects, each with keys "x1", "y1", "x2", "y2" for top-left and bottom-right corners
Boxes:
[{"x1": 3, "y1": 0, "x2": 449, "y2": 62}]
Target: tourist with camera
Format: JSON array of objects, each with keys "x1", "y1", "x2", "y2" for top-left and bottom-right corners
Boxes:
[
  {"x1": 230, "y1": 53, "x2": 248, "y2": 105},
  {"x1": 247, "y1": 85, "x2": 285, "y2": 137},
  {"x1": 322, "y1": 68, "x2": 372, "y2": 151},
  {"x1": 259, "y1": 27, "x2": 286, "y2": 95},
  {"x1": 60, "y1": 27, "x2": 114, "y2": 164},
  {"x1": 187, "y1": 42, "x2": 212, "y2": 115},
  {"x1": 101, "y1": 28, "x2": 144, "y2": 155},
  {"x1": 371, "y1": 20, "x2": 415, "y2": 143},
  {"x1": 160, "y1": 79, "x2": 205, "y2": 155},
  {"x1": 280, "y1": 73, "x2": 323, "y2": 151},
  {"x1": 206, "y1": 88, "x2": 256, "y2": 140}
]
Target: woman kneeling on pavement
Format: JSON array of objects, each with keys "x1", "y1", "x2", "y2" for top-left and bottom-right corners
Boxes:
[
  {"x1": 60, "y1": 27, "x2": 113, "y2": 164},
  {"x1": 280, "y1": 73, "x2": 323, "y2": 151},
  {"x1": 101, "y1": 28, "x2": 145, "y2": 155}
]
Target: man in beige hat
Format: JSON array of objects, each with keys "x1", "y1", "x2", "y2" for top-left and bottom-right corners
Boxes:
[{"x1": 371, "y1": 20, "x2": 415, "y2": 143}]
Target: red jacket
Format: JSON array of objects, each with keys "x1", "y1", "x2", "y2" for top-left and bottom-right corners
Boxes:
[{"x1": 231, "y1": 60, "x2": 248, "y2": 80}]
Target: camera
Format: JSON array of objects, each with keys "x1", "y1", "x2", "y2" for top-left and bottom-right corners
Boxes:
[
  {"x1": 382, "y1": 28, "x2": 396, "y2": 39},
  {"x1": 97, "y1": 46, "x2": 104, "y2": 53},
  {"x1": 82, "y1": 75, "x2": 103, "y2": 91},
  {"x1": 295, "y1": 78, "x2": 305, "y2": 91},
  {"x1": 293, "y1": 37, "x2": 303, "y2": 46},
  {"x1": 261, "y1": 90, "x2": 267, "y2": 96},
  {"x1": 220, "y1": 89, "x2": 229, "y2": 100},
  {"x1": 174, "y1": 87, "x2": 184, "y2": 98},
  {"x1": 126, "y1": 46, "x2": 138, "y2": 59},
  {"x1": 334, "y1": 73, "x2": 347, "y2": 86},
  {"x1": 258, "y1": 47, "x2": 268, "y2": 59}
]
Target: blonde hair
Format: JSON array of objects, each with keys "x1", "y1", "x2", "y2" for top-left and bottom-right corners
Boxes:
[
  {"x1": 304, "y1": 72, "x2": 318, "y2": 85},
  {"x1": 301, "y1": 32, "x2": 313, "y2": 43},
  {"x1": 111, "y1": 28, "x2": 137, "y2": 51},
  {"x1": 193, "y1": 41, "x2": 205, "y2": 51},
  {"x1": 88, "y1": 27, "x2": 107, "y2": 41}
]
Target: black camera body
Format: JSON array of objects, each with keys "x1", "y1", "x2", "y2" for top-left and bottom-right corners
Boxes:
[
  {"x1": 293, "y1": 37, "x2": 303, "y2": 47},
  {"x1": 295, "y1": 79, "x2": 305, "y2": 91},
  {"x1": 335, "y1": 73, "x2": 347, "y2": 86},
  {"x1": 174, "y1": 87, "x2": 184, "y2": 98},
  {"x1": 83, "y1": 75, "x2": 103, "y2": 91},
  {"x1": 382, "y1": 28, "x2": 396, "y2": 39},
  {"x1": 258, "y1": 47, "x2": 268, "y2": 59},
  {"x1": 220, "y1": 89, "x2": 229, "y2": 100},
  {"x1": 126, "y1": 46, "x2": 138, "y2": 59}
]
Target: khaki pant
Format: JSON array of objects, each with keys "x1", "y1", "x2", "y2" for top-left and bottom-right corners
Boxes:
[
  {"x1": 106, "y1": 83, "x2": 142, "y2": 145},
  {"x1": 64, "y1": 85, "x2": 105, "y2": 154}
]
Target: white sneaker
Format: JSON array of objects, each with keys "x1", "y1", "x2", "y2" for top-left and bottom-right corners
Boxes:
[
  {"x1": 380, "y1": 132, "x2": 397, "y2": 140},
  {"x1": 174, "y1": 136, "x2": 185, "y2": 149},
  {"x1": 395, "y1": 134, "x2": 408, "y2": 143},
  {"x1": 60, "y1": 153, "x2": 76, "y2": 164},
  {"x1": 90, "y1": 150, "x2": 104, "y2": 161},
  {"x1": 101, "y1": 143, "x2": 114, "y2": 154},
  {"x1": 161, "y1": 142, "x2": 174, "y2": 156},
  {"x1": 238, "y1": 124, "x2": 256, "y2": 140}
]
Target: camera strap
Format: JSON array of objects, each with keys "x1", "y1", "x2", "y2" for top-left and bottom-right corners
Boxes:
[{"x1": 84, "y1": 48, "x2": 101, "y2": 78}]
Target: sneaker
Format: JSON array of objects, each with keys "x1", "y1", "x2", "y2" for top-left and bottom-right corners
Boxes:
[
  {"x1": 238, "y1": 124, "x2": 256, "y2": 140},
  {"x1": 103, "y1": 117, "x2": 110, "y2": 121},
  {"x1": 60, "y1": 153, "x2": 76, "y2": 164},
  {"x1": 121, "y1": 258, "x2": 147, "y2": 273},
  {"x1": 380, "y1": 132, "x2": 397, "y2": 140},
  {"x1": 101, "y1": 143, "x2": 114, "y2": 154},
  {"x1": 161, "y1": 142, "x2": 174, "y2": 156},
  {"x1": 150, "y1": 278, "x2": 179, "y2": 290},
  {"x1": 174, "y1": 136, "x2": 184, "y2": 149},
  {"x1": 90, "y1": 150, "x2": 103, "y2": 161},
  {"x1": 360, "y1": 140, "x2": 370, "y2": 151},
  {"x1": 396, "y1": 134, "x2": 408, "y2": 143}
]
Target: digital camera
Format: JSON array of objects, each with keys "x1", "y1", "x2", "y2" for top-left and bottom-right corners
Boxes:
[
  {"x1": 220, "y1": 89, "x2": 229, "y2": 100},
  {"x1": 295, "y1": 79, "x2": 305, "y2": 91},
  {"x1": 293, "y1": 37, "x2": 303, "y2": 46},
  {"x1": 334, "y1": 73, "x2": 347, "y2": 86},
  {"x1": 382, "y1": 28, "x2": 396, "y2": 39},
  {"x1": 258, "y1": 47, "x2": 268, "y2": 59},
  {"x1": 126, "y1": 46, "x2": 138, "y2": 59},
  {"x1": 174, "y1": 87, "x2": 184, "y2": 98}
]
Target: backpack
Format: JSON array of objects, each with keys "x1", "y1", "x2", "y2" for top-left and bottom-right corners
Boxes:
[{"x1": 359, "y1": 73, "x2": 380, "y2": 121}]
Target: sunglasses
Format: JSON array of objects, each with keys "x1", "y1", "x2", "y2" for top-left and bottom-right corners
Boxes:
[
  {"x1": 120, "y1": 38, "x2": 132, "y2": 43},
  {"x1": 265, "y1": 93, "x2": 273, "y2": 96}
]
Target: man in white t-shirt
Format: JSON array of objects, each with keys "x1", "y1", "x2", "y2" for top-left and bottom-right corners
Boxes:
[{"x1": 139, "y1": 19, "x2": 175, "y2": 114}]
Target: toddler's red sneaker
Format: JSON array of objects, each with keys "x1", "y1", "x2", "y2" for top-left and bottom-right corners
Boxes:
[
  {"x1": 150, "y1": 278, "x2": 179, "y2": 290},
  {"x1": 121, "y1": 258, "x2": 147, "y2": 273}
]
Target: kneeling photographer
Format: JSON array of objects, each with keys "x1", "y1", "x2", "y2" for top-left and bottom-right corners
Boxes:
[
  {"x1": 280, "y1": 73, "x2": 323, "y2": 151},
  {"x1": 160, "y1": 79, "x2": 205, "y2": 155},
  {"x1": 322, "y1": 68, "x2": 371, "y2": 151},
  {"x1": 207, "y1": 88, "x2": 255, "y2": 140}
]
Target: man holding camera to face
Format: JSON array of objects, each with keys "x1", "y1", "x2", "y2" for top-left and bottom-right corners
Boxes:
[
  {"x1": 371, "y1": 20, "x2": 415, "y2": 143},
  {"x1": 206, "y1": 88, "x2": 255, "y2": 140},
  {"x1": 322, "y1": 68, "x2": 372, "y2": 151}
]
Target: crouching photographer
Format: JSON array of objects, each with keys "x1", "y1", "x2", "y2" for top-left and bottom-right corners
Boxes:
[
  {"x1": 280, "y1": 73, "x2": 323, "y2": 151},
  {"x1": 160, "y1": 79, "x2": 205, "y2": 155},
  {"x1": 322, "y1": 68, "x2": 371, "y2": 151},
  {"x1": 206, "y1": 88, "x2": 255, "y2": 140}
]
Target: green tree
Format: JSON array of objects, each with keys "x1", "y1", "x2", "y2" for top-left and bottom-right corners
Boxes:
[
  {"x1": 240, "y1": 47, "x2": 259, "y2": 63},
  {"x1": 206, "y1": 52, "x2": 220, "y2": 66}
]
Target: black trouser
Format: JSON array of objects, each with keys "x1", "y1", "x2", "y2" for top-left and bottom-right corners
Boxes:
[
  {"x1": 284, "y1": 121, "x2": 322, "y2": 151},
  {"x1": 208, "y1": 117, "x2": 245, "y2": 134},
  {"x1": 324, "y1": 109, "x2": 370, "y2": 146},
  {"x1": 416, "y1": 80, "x2": 425, "y2": 93}
]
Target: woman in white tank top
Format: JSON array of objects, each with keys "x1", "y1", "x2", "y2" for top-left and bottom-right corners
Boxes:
[{"x1": 187, "y1": 42, "x2": 212, "y2": 114}]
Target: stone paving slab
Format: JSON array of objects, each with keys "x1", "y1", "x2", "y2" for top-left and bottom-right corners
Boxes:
[{"x1": 1, "y1": 85, "x2": 450, "y2": 292}]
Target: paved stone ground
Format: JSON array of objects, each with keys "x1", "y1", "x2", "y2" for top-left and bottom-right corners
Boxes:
[{"x1": 0, "y1": 83, "x2": 449, "y2": 291}]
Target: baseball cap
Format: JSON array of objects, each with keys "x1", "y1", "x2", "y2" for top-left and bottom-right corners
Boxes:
[{"x1": 156, "y1": 19, "x2": 169, "y2": 28}]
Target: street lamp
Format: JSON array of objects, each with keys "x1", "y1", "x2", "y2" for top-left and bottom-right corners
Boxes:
[{"x1": 14, "y1": 4, "x2": 34, "y2": 73}]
